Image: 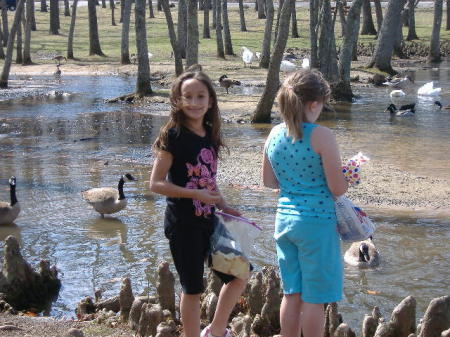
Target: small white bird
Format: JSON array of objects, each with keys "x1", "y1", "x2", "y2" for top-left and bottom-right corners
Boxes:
[
  {"x1": 417, "y1": 81, "x2": 441, "y2": 96},
  {"x1": 301, "y1": 58, "x2": 310, "y2": 69},
  {"x1": 82, "y1": 174, "x2": 137, "y2": 217},
  {"x1": 255, "y1": 52, "x2": 261, "y2": 61},
  {"x1": 0, "y1": 176, "x2": 21, "y2": 225},
  {"x1": 241, "y1": 47, "x2": 254, "y2": 67},
  {"x1": 280, "y1": 60, "x2": 297, "y2": 73},
  {"x1": 389, "y1": 89, "x2": 406, "y2": 97}
]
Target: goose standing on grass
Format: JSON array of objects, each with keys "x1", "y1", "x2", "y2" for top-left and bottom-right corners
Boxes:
[
  {"x1": 344, "y1": 237, "x2": 380, "y2": 268},
  {"x1": 384, "y1": 103, "x2": 416, "y2": 117},
  {"x1": 82, "y1": 174, "x2": 137, "y2": 217},
  {"x1": 417, "y1": 81, "x2": 441, "y2": 96},
  {"x1": 52, "y1": 55, "x2": 67, "y2": 66},
  {"x1": 218, "y1": 75, "x2": 241, "y2": 94},
  {"x1": 0, "y1": 176, "x2": 21, "y2": 225},
  {"x1": 241, "y1": 47, "x2": 254, "y2": 67}
]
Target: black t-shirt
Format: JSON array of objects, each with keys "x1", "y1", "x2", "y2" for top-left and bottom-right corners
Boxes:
[{"x1": 162, "y1": 126, "x2": 218, "y2": 229}]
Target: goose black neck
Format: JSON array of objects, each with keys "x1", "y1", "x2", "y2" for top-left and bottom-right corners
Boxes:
[
  {"x1": 10, "y1": 183, "x2": 18, "y2": 206},
  {"x1": 118, "y1": 178, "x2": 126, "y2": 200},
  {"x1": 358, "y1": 249, "x2": 366, "y2": 262}
]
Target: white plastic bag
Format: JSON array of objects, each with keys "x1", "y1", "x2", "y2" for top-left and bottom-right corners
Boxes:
[
  {"x1": 334, "y1": 195, "x2": 375, "y2": 242},
  {"x1": 209, "y1": 212, "x2": 262, "y2": 279}
]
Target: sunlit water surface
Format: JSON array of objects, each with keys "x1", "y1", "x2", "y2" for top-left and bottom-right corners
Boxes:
[{"x1": 0, "y1": 63, "x2": 449, "y2": 330}]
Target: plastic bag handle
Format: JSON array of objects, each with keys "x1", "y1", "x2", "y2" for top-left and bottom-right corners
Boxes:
[{"x1": 216, "y1": 211, "x2": 262, "y2": 231}]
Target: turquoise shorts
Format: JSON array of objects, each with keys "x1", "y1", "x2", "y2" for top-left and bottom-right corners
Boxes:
[{"x1": 274, "y1": 213, "x2": 343, "y2": 304}]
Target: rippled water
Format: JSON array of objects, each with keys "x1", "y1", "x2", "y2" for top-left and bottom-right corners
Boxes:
[{"x1": 0, "y1": 63, "x2": 449, "y2": 330}]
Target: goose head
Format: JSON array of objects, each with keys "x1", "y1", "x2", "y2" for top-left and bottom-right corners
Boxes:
[
  {"x1": 219, "y1": 75, "x2": 228, "y2": 82},
  {"x1": 358, "y1": 242, "x2": 370, "y2": 262},
  {"x1": 434, "y1": 101, "x2": 442, "y2": 109}
]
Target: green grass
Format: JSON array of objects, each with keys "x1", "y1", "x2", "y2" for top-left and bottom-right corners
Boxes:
[{"x1": 1, "y1": 4, "x2": 448, "y2": 67}]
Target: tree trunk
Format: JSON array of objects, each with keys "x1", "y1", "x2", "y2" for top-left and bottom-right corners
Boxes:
[
  {"x1": 360, "y1": 0, "x2": 377, "y2": 35},
  {"x1": 22, "y1": 0, "x2": 32, "y2": 64},
  {"x1": 40, "y1": 0, "x2": 47, "y2": 12},
  {"x1": 251, "y1": 0, "x2": 293, "y2": 123},
  {"x1": 148, "y1": 0, "x2": 155, "y2": 18},
  {"x1": 67, "y1": 0, "x2": 78, "y2": 59},
  {"x1": 222, "y1": 0, "x2": 233, "y2": 55},
  {"x1": 15, "y1": 13, "x2": 22, "y2": 64},
  {"x1": 310, "y1": 0, "x2": 319, "y2": 68},
  {"x1": 186, "y1": 0, "x2": 199, "y2": 66},
  {"x1": 161, "y1": 0, "x2": 183, "y2": 75},
  {"x1": 393, "y1": 11, "x2": 406, "y2": 58},
  {"x1": 373, "y1": 0, "x2": 382, "y2": 32},
  {"x1": 135, "y1": 0, "x2": 152, "y2": 96},
  {"x1": 203, "y1": 0, "x2": 210, "y2": 38},
  {"x1": 64, "y1": 0, "x2": 70, "y2": 15},
  {"x1": 259, "y1": 0, "x2": 274, "y2": 68},
  {"x1": 406, "y1": 0, "x2": 418, "y2": 40},
  {"x1": 428, "y1": 0, "x2": 443, "y2": 63},
  {"x1": 319, "y1": 0, "x2": 339, "y2": 83},
  {"x1": 49, "y1": 0, "x2": 58, "y2": 34},
  {"x1": 101, "y1": 0, "x2": 106, "y2": 8},
  {"x1": 177, "y1": 0, "x2": 187, "y2": 58},
  {"x1": 335, "y1": 0, "x2": 363, "y2": 101},
  {"x1": 0, "y1": 24, "x2": 4, "y2": 59},
  {"x1": 120, "y1": 0, "x2": 124, "y2": 22},
  {"x1": 88, "y1": 0, "x2": 105, "y2": 56},
  {"x1": 254, "y1": 0, "x2": 257, "y2": 12},
  {"x1": 273, "y1": 0, "x2": 283, "y2": 44},
  {"x1": 257, "y1": 0, "x2": 265, "y2": 18},
  {"x1": 157, "y1": 0, "x2": 162, "y2": 11},
  {"x1": 291, "y1": 3, "x2": 298, "y2": 38},
  {"x1": 212, "y1": 0, "x2": 216, "y2": 28},
  {"x1": 1, "y1": 9, "x2": 8, "y2": 46},
  {"x1": 238, "y1": 0, "x2": 246, "y2": 31},
  {"x1": 0, "y1": 0, "x2": 25, "y2": 88},
  {"x1": 110, "y1": 0, "x2": 116, "y2": 25},
  {"x1": 215, "y1": 0, "x2": 224, "y2": 58},
  {"x1": 120, "y1": 0, "x2": 132, "y2": 64},
  {"x1": 338, "y1": 0, "x2": 347, "y2": 37},
  {"x1": 367, "y1": 0, "x2": 407, "y2": 75},
  {"x1": 447, "y1": 0, "x2": 450, "y2": 30}
]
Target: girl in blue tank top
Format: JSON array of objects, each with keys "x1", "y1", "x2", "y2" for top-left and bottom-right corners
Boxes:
[{"x1": 262, "y1": 69, "x2": 348, "y2": 337}]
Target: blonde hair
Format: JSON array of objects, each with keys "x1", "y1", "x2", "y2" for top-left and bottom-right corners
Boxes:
[{"x1": 277, "y1": 69, "x2": 330, "y2": 142}]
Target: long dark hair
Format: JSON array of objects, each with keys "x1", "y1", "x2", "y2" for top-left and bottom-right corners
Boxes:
[{"x1": 153, "y1": 71, "x2": 225, "y2": 155}]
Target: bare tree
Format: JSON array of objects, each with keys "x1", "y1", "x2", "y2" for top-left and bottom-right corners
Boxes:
[
  {"x1": 0, "y1": 24, "x2": 4, "y2": 59},
  {"x1": 121, "y1": 0, "x2": 132, "y2": 64},
  {"x1": 1, "y1": 0, "x2": 25, "y2": 88},
  {"x1": 22, "y1": 0, "x2": 32, "y2": 64},
  {"x1": 319, "y1": 0, "x2": 339, "y2": 83},
  {"x1": 406, "y1": 0, "x2": 418, "y2": 40},
  {"x1": 222, "y1": 0, "x2": 233, "y2": 55},
  {"x1": 238, "y1": 0, "x2": 246, "y2": 31},
  {"x1": 309, "y1": 0, "x2": 319, "y2": 68},
  {"x1": 16, "y1": 13, "x2": 22, "y2": 64},
  {"x1": 101, "y1": 0, "x2": 106, "y2": 8},
  {"x1": 259, "y1": 0, "x2": 274, "y2": 69},
  {"x1": 393, "y1": 11, "x2": 407, "y2": 58},
  {"x1": 148, "y1": 0, "x2": 155, "y2": 18},
  {"x1": 40, "y1": 0, "x2": 47, "y2": 12},
  {"x1": 109, "y1": 0, "x2": 116, "y2": 25},
  {"x1": 186, "y1": 0, "x2": 199, "y2": 66},
  {"x1": 334, "y1": 0, "x2": 363, "y2": 101},
  {"x1": 447, "y1": 0, "x2": 450, "y2": 30},
  {"x1": 49, "y1": 0, "x2": 58, "y2": 34},
  {"x1": 251, "y1": 0, "x2": 294, "y2": 123},
  {"x1": 257, "y1": 0, "x2": 265, "y2": 18},
  {"x1": 161, "y1": 0, "x2": 183, "y2": 75},
  {"x1": 337, "y1": 0, "x2": 347, "y2": 37},
  {"x1": 1, "y1": 9, "x2": 7, "y2": 46},
  {"x1": 67, "y1": 0, "x2": 79, "y2": 59},
  {"x1": 273, "y1": 0, "x2": 283, "y2": 43},
  {"x1": 373, "y1": 0, "x2": 383, "y2": 32},
  {"x1": 360, "y1": 0, "x2": 376, "y2": 35},
  {"x1": 367, "y1": 0, "x2": 407, "y2": 74},
  {"x1": 64, "y1": 0, "x2": 70, "y2": 16},
  {"x1": 135, "y1": 0, "x2": 152, "y2": 96},
  {"x1": 212, "y1": 0, "x2": 216, "y2": 28},
  {"x1": 291, "y1": 3, "x2": 298, "y2": 38},
  {"x1": 88, "y1": 0, "x2": 105, "y2": 56},
  {"x1": 215, "y1": 0, "x2": 224, "y2": 58},
  {"x1": 177, "y1": 0, "x2": 187, "y2": 58},
  {"x1": 428, "y1": 0, "x2": 443, "y2": 63},
  {"x1": 203, "y1": 0, "x2": 210, "y2": 38},
  {"x1": 120, "y1": 0, "x2": 124, "y2": 22}
]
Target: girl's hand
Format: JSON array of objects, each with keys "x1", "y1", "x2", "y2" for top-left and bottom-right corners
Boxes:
[
  {"x1": 194, "y1": 189, "x2": 222, "y2": 205},
  {"x1": 220, "y1": 205, "x2": 241, "y2": 217}
]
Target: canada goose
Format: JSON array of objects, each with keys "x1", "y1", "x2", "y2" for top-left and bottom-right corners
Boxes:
[
  {"x1": 0, "y1": 176, "x2": 21, "y2": 225},
  {"x1": 434, "y1": 101, "x2": 450, "y2": 109},
  {"x1": 383, "y1": 75, "x2": 414, "y2": 89},
  {"x1": 280, "y1": 60, "x2": 297, "y2": 73},
  {"x1": 384, "y1": 103, "x2": 415, "y2": 117},
  {"x1": 81, "y1": 174, "x2": 137, "y2": 217},
  {"x1": 241, "y1": 47, "x2": 254, "y2": 67},
  {"x1": 417, "y1": 81, "x2": 441, "y2": 96},
  {"x1": 54, "y1": 65, "x2": 61, "y2": 79},
  {"x1": 52, "y1": 55, "x2": 67, "y2": 66},
  {"x1": 219, "y1": 75, "x2": 241, "y2": 94},
  {"x1": 344, "y1": 237, "x2": 380, "y2": 268}
]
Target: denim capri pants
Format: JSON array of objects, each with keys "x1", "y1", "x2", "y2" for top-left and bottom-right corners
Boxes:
[{"x1": 274, "y1": 213, "x2": 343, "y2": 304}]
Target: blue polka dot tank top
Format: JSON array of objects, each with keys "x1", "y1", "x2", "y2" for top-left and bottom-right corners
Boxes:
[{"x1": 265, "y1": 122, "x2": 335, "y2": 218}]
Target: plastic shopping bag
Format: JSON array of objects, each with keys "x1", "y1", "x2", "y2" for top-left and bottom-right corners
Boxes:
[
  {"x1": 209, "y1": 211, "x2": 262, "y2": 279},
  {"x1": 335, "y1": 195, "x2": 375, "y2": 242}
]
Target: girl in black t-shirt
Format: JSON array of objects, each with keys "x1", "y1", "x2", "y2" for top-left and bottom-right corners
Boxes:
[{"x1": 150, "y1": 70, "x2": 246, "y2": 337}]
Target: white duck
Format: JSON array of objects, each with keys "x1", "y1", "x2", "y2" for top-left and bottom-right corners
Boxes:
[
  {"x1": 417, "y1": 81, "x2": 441, "y2": 96},
  {"x1": 241, "y1": 47, "x2": 254, "y2": 67},
  {"x1": 301, "y1": 58, "x2": 310, "y2": 69},
  {"x1": 0, "y1": 176, "x2": 21, "y2": 225},
  {"x1": 344, "y1": 237, "x2": 380, "y2": 268},
  {"x1": 82, "y1": 174, "x2": 137, "y2": 217},
  {"x1": 280, "y1": 60, "x2": 297, "y2": 73}
]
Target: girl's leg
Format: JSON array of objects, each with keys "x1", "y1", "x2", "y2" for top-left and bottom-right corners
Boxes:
[
  {"x1": 300, "y1": 302, "x2": 325, "y2": 337},
  {"x1": 180, "y1": 292, "x2": 201, "y2": 337},
  {"x1": 280, "y1": 293, "x2": 302, "y2": 337},
  {"x1": 209, "y1": 278, "x2": 247, "y2": 336}
]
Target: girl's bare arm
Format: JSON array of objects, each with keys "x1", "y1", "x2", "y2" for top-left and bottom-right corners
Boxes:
[{"x1": 262, "y1": 152, "x2": 279, "y2": 189}]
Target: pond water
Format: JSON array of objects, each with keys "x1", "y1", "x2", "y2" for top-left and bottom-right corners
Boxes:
[{"x1": 0, "y1": 62, "x2": 449, "y2": 330}]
